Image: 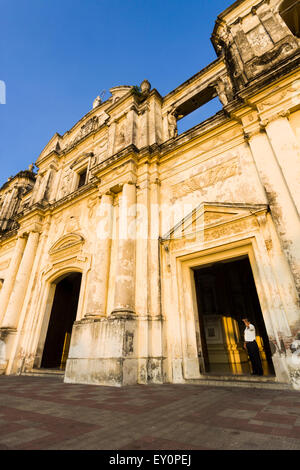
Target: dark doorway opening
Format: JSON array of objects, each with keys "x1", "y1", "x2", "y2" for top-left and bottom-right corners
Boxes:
[
  {"x1": 194, "y1": 256, "x2": 275, "y2": 377},
  {"x1": 41, "y1": 272, "x2": 82, "y2": 370},
  {"x1": 279, "y1": 0, "x2": 300, "y2": 38}
]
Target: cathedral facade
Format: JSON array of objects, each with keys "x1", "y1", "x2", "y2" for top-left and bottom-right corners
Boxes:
[{"x1": 1, "y1": 0, "x2": 300, "y2": 389}]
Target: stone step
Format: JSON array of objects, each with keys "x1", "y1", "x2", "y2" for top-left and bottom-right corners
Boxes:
[
  {"x1": 21, "y1": 369, "x2": 65, "y2": 379},
  {"x1": 20, "y1": 371, "x2": 293, "y2": 390},
  {"x1": 187, "y1": 375, "x2": 293, "y2": 391}
]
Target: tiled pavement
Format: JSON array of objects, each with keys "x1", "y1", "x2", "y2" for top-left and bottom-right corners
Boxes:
[{"x1": 0, "y1": 375, "x2": 300, "y2": 450}]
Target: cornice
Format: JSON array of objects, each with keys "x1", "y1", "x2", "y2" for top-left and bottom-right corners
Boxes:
[
  {"x1": 0, "y1": 228, "x2": 18, "y2": 244},
  {"x1": 38, "y1": 93, "x2": 156, "y2": 164},
  {"x1": 162, "y1": 57, "x2": 225, "y2": 104},
  {"x1": 159, "y1": 109, "x2": 230, "y2": 158},
  {"x1": 91, "y1": 144, "x2": 139, "y2": 177},
  {"x1": 211, "y1": 0, "x2": 264, "y2": 44},
  {"x1": 104, "y1": 87, "x2": 138, "y2": 114},
  {"x1": 237, "y1": 50, "x2": 300, "y2": 104},
  {"x1": 8, "y1": 181, "x2": 98, "y2": 231}
]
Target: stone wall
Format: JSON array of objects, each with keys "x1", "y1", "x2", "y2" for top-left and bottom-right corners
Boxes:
[{"x1": 0, "y1": 0, "x2": 300, "y2": 388}]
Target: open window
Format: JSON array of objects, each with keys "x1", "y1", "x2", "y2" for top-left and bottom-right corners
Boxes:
[
  {"x1": 177, "y1": 97, "x2": 223, "y2": 135},
  {"x1": 165, "y1": 71, "x2": 233, "y2": 138},
  {"x1": 77, "y1": 168, "x2": 87, "y2": 189},
  {"x1": 279, "y1": 0, "x2": 300, "y2": 38}
]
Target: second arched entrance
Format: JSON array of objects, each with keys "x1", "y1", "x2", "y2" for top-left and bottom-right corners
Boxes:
[{"x1": 41, "y1": 272, "x2": 82, "y2": 370}]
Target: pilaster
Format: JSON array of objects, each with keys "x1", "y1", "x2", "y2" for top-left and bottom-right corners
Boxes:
[
  {"x1": 264, "y1": 112, "x2": 300, "y2": 214},
  {"x1": 85, "y1": 191, "x2": 114, "y2": 318},
  {"x1": 0, "y1": 235, "x2": 27, "y2": 325},
  {"x1": 111, "y1": 182, "x2": 137, "y2": 317},
  {"x1": 245, "y1": 124, "x2": 300, "y2": 295},
  {"x1": 1, "y1": 229, "x2": 41, "y2": 329}
]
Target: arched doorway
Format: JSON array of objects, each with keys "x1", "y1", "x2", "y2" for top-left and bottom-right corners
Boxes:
[{"x1": 40, "y1": 272, "x2": 82, "y2": 370}]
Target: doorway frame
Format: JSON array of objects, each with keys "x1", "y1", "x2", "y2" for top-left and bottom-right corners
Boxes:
[
  {"x1": 190, "y1": 249, "x2": 274, "y2": 376},
  {"x1": 32, "y1": 265, "x2": 87, "y2": 370},
  {"x1": 39, "y1": 271, "x2": 83, "y2": 370},
  {"x1": 160, "y1": 202, "x2": 297, "y2": 385},
  {"x1": 174, "y1": 238, "x2": 283, "y2": 382}
]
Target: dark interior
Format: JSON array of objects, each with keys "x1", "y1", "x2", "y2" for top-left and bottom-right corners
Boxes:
[
  {"x1": 280, "y1": 0, "x2": 300, "y2": 38},
  {"x1": 41, "y1": 272, "x2": 82, "y2": 369},
  {"x1": 194, "y1": 257, "x2": 275, "y2": 376}
]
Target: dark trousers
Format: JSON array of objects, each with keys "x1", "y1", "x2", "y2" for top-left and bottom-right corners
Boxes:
[{"x1": 246, "y1": 340, "x2": 263, "y2": 375}]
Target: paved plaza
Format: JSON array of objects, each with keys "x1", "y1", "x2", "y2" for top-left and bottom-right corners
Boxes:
[{"x1": 0, "y1": 375, "x2": 300, "y2": 450}]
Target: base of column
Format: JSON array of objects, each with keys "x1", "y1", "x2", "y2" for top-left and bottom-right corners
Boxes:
[
  {"x1": 0, "y1": 327, "x2": 18, "y2": 375},
  {"x1": 65, "y1": 315, "x2": 138, "y2": 386},
  {"x1": 110, "y1": 308, "x2": 136, "y2": 319},
  {"x1": 138, "y1": 357, "x2": 164, "y2": 384},
  {"x1": 0, "y1": 362, "x2": 7, "y2": 375},
  {"x1": 84, "y1": 313, "x2": 106, "y2": 320},
  {"x1": 64, "y1": 313, "x2": 165, "y2": 386},
  {"x1": 64, "y1": 358, "x2": 139, "y2": 387},
  {"x1": 0, "y1": 327, "x2": 17, "y2": 341}
]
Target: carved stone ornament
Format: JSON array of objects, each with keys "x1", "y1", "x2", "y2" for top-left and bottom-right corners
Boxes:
[
  {"x1": 248, "y1": 41, "x2": 296, "y2": 77},
  {"x1": 140, "y1": 79, "x2": 151, "y2": 95},
  {"x1": 167, "y1": 110, "x2": 178, "y2": 139},
  {"x1": 63, "y1": 114, "x2": 107, "y2": 152},
  {"x1": 171, "y1": 157, "x2": 240, "y2": 200},
  {"x1": 60, "y1": 169, "x2": 74, "y2": 198},
  {"x1": 93, "y1": 96, "x2": 102, "y2": 108},
  {"x1": 216, "y1": 78, "x2": 229, "y2": 106},
  {"x1": 49, "y1": 233, "x2": 85, "y2": 257},
  {"x1": 161, "y1": 203, "x2": 267, "y2": 251}
]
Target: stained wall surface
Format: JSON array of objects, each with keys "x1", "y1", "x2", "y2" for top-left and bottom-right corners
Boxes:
[{"x1": 0, "y1": 0, "x2": 300, "y2": 389}]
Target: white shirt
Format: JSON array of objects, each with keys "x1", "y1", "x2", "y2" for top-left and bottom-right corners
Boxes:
[{"x1": 244, "y1": 323, "x2": 256, "y2": 342}]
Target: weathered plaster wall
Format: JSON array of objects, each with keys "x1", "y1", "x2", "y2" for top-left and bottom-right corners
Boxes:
[{"x1": 0, "y1": 0, "x2": 300, "y2": 388}]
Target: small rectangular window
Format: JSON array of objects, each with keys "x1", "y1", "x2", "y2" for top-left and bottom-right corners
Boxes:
[{"x1": 78, "y1": 169, "x2": 87, "y2": 188}]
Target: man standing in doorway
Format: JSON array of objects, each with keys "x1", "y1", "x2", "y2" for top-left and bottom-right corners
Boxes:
[{"x1": 242, "y1": 318, "x2": 263, "y2": 376}]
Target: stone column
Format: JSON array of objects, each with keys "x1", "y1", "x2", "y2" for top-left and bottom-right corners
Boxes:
[
  {"x1": 111, "y1": 182, "x2": 136, "y2": 316},
  {"x1": 85, "y1": 192, "x2": 114, "y2": 317},
  {"x1": 66, "y1": 183, "x2": 138, "y2": 386},
  {"x1": 1, "y1": 230, "x2": 40, "y2": 329},
  {"x1": 247, "y1": 129, "x2": 300, "y2": 293},
  {"x1": 149, "y1": 174, "x2": 161, "y2": 318},
  {"x1": 265, "y1": 114, "x2": 300, "y2": 214},
  {"x1": 0, "y1": 236, "x2": 27, "y2": 325}
]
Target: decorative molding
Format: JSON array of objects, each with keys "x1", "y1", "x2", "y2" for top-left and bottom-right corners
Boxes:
[
  {"x1": 161, "y1": 202, "x2": 268, "y2": 243},
  {"x1": 171, "y1": 157, "x2": 240, "y2": 200},
  {"x1": 49, "y1": 232, "x2": 85, "y2": 257},
  {"x1": 0, "y1": 259, "x2": 10, "y2": 271},
  {"x1": 42, "y1": 252, "x2": 91, "y2": 281}
]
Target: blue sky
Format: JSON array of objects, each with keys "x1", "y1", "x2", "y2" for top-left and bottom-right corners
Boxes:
[{"x1": 0, "y1": 0, "x2": 233, "y2": 187}]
